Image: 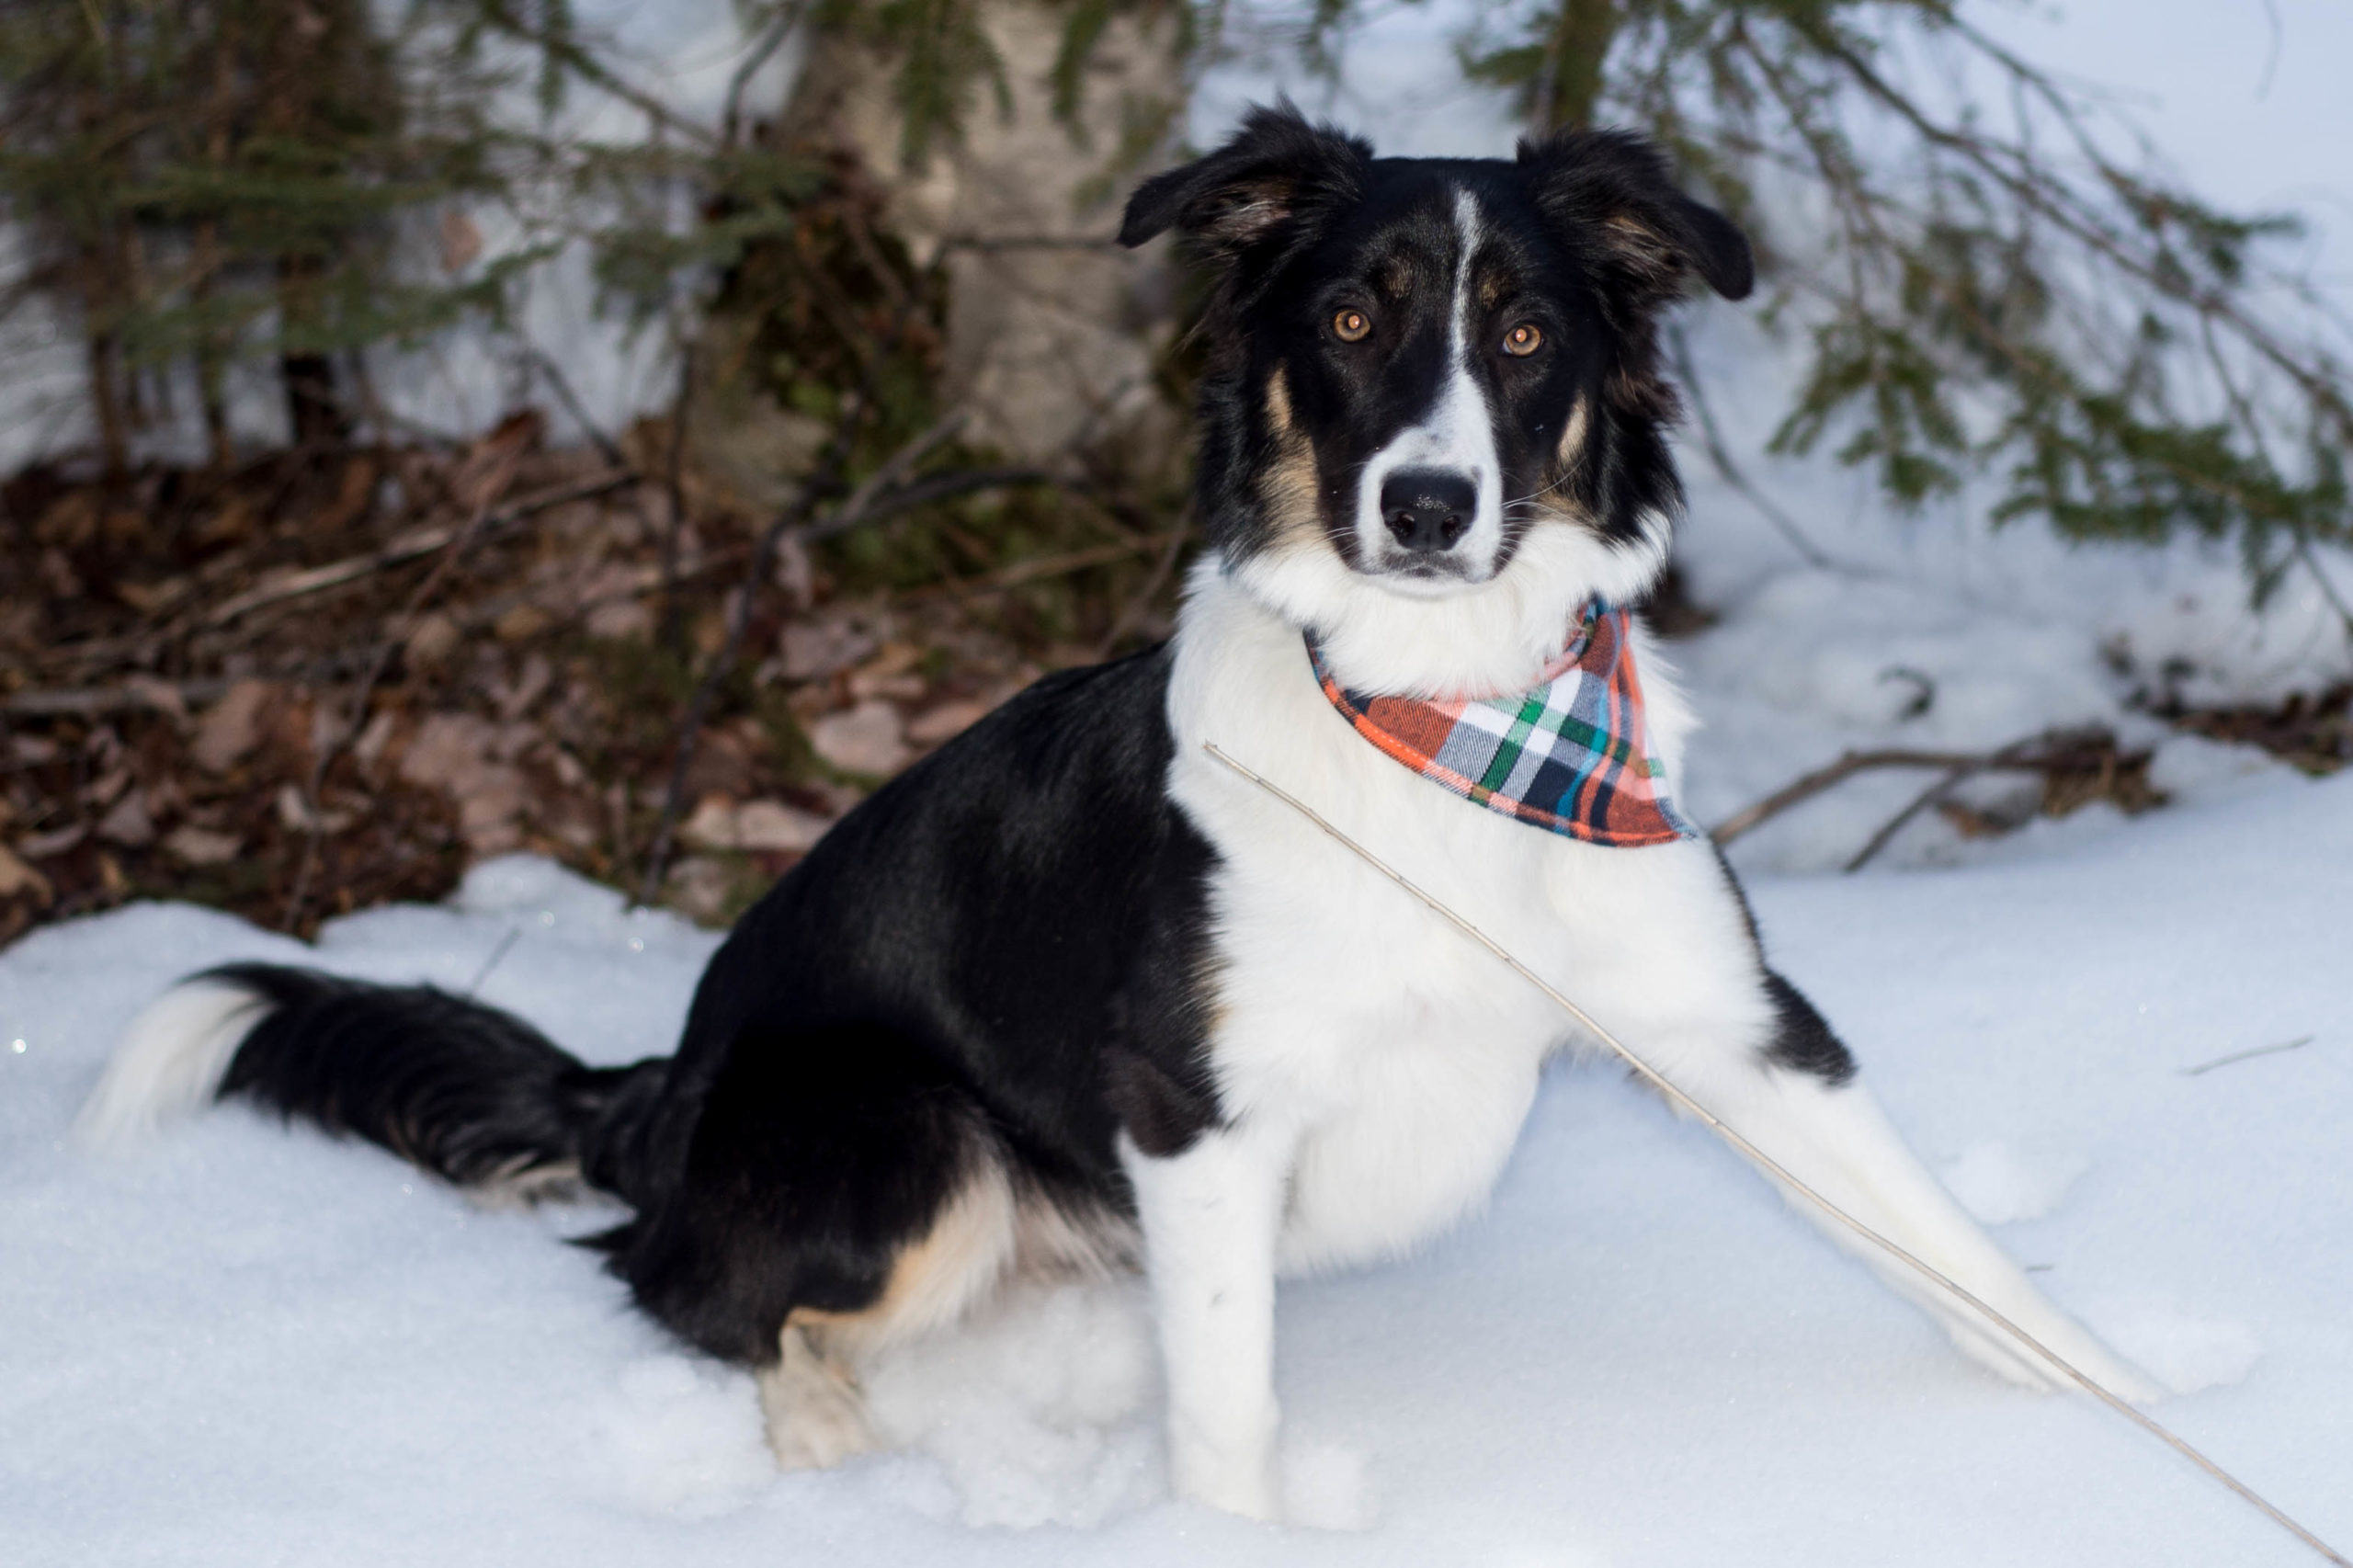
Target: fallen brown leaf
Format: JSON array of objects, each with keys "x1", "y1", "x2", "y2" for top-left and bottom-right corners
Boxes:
[{"x1": 0, "y1": 845, "x2": 53, "y2": 905}]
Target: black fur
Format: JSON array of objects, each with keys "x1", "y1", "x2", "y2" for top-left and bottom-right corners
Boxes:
[
  {"x1": 195, "y1": 110, "x2": 1778, "y2": 1378},
  {"x1": 207, "y1": 648, "x2": 1219, "y2": 1367},
  {"x1": 1760, "y1": 971, "x2": 1858, "y2": 1085},
  {"x1": 207, "y1": 961, "x2": 661, "y2": 1191},
  {"x1": 1123, "y1": 105, "x2": 1753, "y2": 574},
  {"x1": 1705, "y1": 849, "x2": 1856, "y2": 1085}
]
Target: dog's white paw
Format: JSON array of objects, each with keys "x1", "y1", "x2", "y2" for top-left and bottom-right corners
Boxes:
[
  {"x1": 759, "y1": 1325, "x2": 879, "y2": 1471},
  {"x1": 1939, "y1": 1300, "x2": 2165, "y2": 1406},
  {"x1": 1168, "y1": 1414, "x2": 1279, "y2": 1521}
]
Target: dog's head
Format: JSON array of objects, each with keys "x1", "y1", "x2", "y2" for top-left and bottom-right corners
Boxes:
[{"x1": 1122, "y1": 104, "x2": 1750, "y2": 695}]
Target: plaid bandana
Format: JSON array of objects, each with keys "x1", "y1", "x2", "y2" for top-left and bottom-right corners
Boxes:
[{"x1": 1306, "y1": 602, "x2": 1700, "y2": 847}]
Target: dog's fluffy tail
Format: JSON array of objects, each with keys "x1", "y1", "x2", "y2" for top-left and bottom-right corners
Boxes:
[{"x1": 76, "y1": 964, "x2": 668, "y2": 1205}]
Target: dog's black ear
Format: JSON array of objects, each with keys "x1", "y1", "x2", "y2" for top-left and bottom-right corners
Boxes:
[
  {"x1": 1516, "y1": 128, "x2": 1754, "y2": 309},
  {"x1": 1120, "y1": 102, "x2": 1372, "y2": 259}
]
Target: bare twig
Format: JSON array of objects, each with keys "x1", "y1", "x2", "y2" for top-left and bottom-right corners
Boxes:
[
  {"x1": 462, "y1": 926, "x2": 524, "y2": 997},
  {"x1": 898, "y1": 537, "x2": 1155, "y2": 603},
  {"x1": 1714, "y1": 747, "x2": 2011, "y2": 845},
  {"x1": 937, "y1": 232, "x2": 1124, "y2": 255},
  {"x1": 280, "y1": 437, "x2": 528, "y2": 930},
  {"x1": 200, "y1": 470, "x2": 633, "y2": 630},
  {"x1": 813, "y1": 464, "x2": 1056, "y2": 540},
  {"x1": 1666, "y1": 323, "x2": 1836, "y2": 571},
  {"x1": 1097, "y1": 509, "x2": 1194, "y2": 657},
  {"x1": 1202, "y1": 739, "x2": 2350, "y2": 1568},
  {"x1": 1842, "y1": 763, "x2": 1972, "y2": 873},
  {"x1": 721, "y1": 0, "x2": 808, "y2": 150},
  {"x1": 481, "y1": 0, "x2": 718, "y2": 149},
  {"x1": 516, "y1": 341, "x2": 629, "y2": 471},
  {"x1": 631, "y1": 388, "x2": 961, "y2": 905},
  {"x1": 2290, "y1": 535, "x2": 2353, "y2": 643},
  {"x1": 3, "y1": 676, "x2": 231, "y2": 719},
  {"x1": 655, "y1": 345, "x2": 697, "y2": 653},
  {"x1": 1711, "y1": 730, "x2": 2126, "y2": 847},
  {"x1": 2181, "y1": 1035, "x2": 2315, "y2": 1078}
]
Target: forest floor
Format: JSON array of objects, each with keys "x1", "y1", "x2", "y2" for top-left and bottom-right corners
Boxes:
[
  {"x1": 6, "y1": 421, "x2": 2345, "y2": 950},
  {"x1": 0, "y1": 417, "x2": 1196, "y2": 946}
]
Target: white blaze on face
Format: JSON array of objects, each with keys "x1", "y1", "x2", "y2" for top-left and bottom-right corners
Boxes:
[{"x1": 1352, "y1": 186, "x2": 1505, "y2": 588}]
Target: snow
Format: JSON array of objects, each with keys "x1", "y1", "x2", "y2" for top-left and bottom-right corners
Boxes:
[
  {"x1": 6, "y1": 759, "x2": 2351, "y2": 1565},
  {"x1": 6, "y1": 6, "x2": 2352, "y2": 1560},
  {"x1": 1938, "y1": 1142, "x2": 2091, "y2": 1227}
]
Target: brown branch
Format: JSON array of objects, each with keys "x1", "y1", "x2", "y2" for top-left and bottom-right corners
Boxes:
[
  {"x1": 1097, "y1": 510, "x2": 1194, "y2": 657},
  {"x1": 200, "y1": 471, "x2": 635, "y2": 630},
  {"x1": 2, "y1": 676, "x2": 231, "y2": 719},
  {"x1": 1800, "y1": 16, "x2": 2353, "y2": 443},
  {"x1": 898, "y1": 536, "x2": 1157, "y2": 603},
  {"x1": 655, "y1": 345, "x2": 696, "y2": 652},
  {"x1": 937, "y1": 232, "x2": 1124, "y2": 255},
  {"x1": 1711, "y1": 729, "x2": 2121, "y2": 846},
  {"x1": 279, "y1": 439, "x2": 529, "y2": 931},
  {"x1": 516, "y1": 340, "x2": 631, "y2": 471},
  {"x1": 481, "y1": 1, "x2": 719, "y2": 149},
  {"x1": 721, "y1": 0, "x2": 808, "y2": 151},
  {"x1": 630, "y1": 381, "x2": 956, "y2": 905},
  {"x1": 1665, "y1": 322, "x2": 1836, "y2": 571},
  {"x1": 1842, "y1": 764, "x2": 1971, "y2": 874}
]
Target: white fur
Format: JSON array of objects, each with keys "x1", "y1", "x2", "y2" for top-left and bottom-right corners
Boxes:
[
  {"x1": 1347, "y1": 190, "x2": 1506, "y2": 586},
  {"x1": 1122, "y1": 1121, "x2": 1292, "y2": 1519},
  {"x1": 1235, "y1": 178, "x2": 1671, "y2": 702},
  {"x1": 75, "y1": 977, "x2": 274, "y2": 1152},
  {"x1": 1234, "y1": 506, "x2": 1667, "y2": 699},
  {"x1": 1131, "y1": 556, "x2": 2156, "y2": 1517}
]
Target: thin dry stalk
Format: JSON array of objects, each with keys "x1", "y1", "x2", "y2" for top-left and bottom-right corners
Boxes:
[
  {"x1": 1201, "y1": 740, "x2": 2347, "y2": 1568},
  {"x1": 278, "y1": 440, "x2": 527, "y2": 931},
  {"x1": 1712, "y1": 730, "x2": 2126, "y2": 846}
]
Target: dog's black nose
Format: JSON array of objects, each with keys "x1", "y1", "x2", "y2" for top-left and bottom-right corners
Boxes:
[{"x1": 1380, "y1": 469, "x2": 1477, "y2": 553}]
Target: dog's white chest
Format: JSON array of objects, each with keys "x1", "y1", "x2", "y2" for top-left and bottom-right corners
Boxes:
[{"x1": 1161, "y1": 568, "x2": 1727, "y2": 1273}]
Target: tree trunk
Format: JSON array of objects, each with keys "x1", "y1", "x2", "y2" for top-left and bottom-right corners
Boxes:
[
  {"x1": 777, "y1": 2, "x2": 1186, "y2": 474},
  {"x1": 279, "y1": 348, "x2": 347, "y2": 450},
  {"x1": 85, "y1": 326, "x2": 130, "y2": 482},
  {"x1": 1540, "y1": 0, "x2": 1625, "y2": 131}
]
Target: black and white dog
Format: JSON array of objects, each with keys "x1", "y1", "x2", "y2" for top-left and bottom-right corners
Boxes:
[{"x1": 81, "y1": 106, "x2": 2154, "y2": 1520}]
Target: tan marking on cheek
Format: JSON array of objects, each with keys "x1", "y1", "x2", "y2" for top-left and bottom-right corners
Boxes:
[
  {"x1": 1552, "y1": 396, "x2": 1591, "y2": 472},
  {"x1": 1264, "y1": 364, "x2": 1295, "y2": 434},
  {"x1": 1258, "y1": 365, "x2": 1324, "y2": 547}
]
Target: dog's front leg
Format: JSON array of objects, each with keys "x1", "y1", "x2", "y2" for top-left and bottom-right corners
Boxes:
[{"x1": 1125, "y1": 1117, "x2": 1295, "y2": 1519}]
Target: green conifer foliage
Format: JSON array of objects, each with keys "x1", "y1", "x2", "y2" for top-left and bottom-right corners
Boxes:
[
  {"x1": 1451, "y1": 0, "x2": 2353, "y2": 614},
  {"x1": 0, "y1": 0, "x2": 539, "y2": 473}
]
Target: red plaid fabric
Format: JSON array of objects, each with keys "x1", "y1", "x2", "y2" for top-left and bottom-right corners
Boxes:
[{"x1": 1307, "y1": 602, "x2": 1699, "y2": 847}]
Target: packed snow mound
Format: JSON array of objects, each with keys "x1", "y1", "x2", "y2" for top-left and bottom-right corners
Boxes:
[
  {"x1": 1938, "y1": 1142, "x2": 2091, "y2": 1226},
  {"x1": 6, "y1": 770, "x2": 2352, "y2": 1565}
]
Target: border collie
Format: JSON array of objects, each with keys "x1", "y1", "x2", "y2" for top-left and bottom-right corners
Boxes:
[{"x1": 81, "y1": 105, "x2": 2154, "y2": 1520}]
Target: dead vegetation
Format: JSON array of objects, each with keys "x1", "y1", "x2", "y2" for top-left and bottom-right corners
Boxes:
[
  {"x1": 0, "y1": 412, "x2": 1189, "y2": 948},
  {"x1": 4, "y1": 415, "x2": 2345, "y2": 949}
]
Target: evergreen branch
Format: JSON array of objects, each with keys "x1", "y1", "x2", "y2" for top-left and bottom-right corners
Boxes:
[
  {"x1": 1794, "y1": 17, "x2": 2353, "y2": 447},
  {"x1": 722, "y1": 0, "x2": 811, "y2": 150},
  {"x1": 472, "y1": 0, "x2": 719, "y2": 148}
]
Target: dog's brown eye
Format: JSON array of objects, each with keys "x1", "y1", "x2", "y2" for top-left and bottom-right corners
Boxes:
[
  {"x1": 1332, "y1": 309, "x2": 1372, "y2": 343},
  {"x1": 1502, "y1": 324, "x2": 1543, "y2": 357}
]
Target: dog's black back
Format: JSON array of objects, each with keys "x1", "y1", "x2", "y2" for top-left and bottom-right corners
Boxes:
[{"x1": 121, "y1": 103, "x2": 1753, "y2": 1371}]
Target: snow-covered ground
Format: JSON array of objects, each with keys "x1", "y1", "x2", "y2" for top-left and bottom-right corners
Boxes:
[
  {"x1": 7, "y1": 6, "x2": 2352, "y2": 1562},
  {"x1": 5, "y1": 753, "x2": 2348, "y2": 1565}
]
